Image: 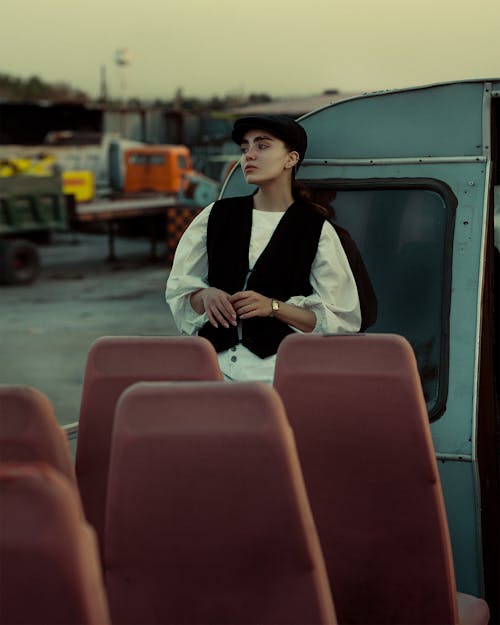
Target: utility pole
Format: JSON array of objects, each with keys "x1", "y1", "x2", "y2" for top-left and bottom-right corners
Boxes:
[{"x1": 99, "y1": 65, "x2": 108, "y2": 102}]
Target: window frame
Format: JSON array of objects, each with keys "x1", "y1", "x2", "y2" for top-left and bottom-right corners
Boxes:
[{"x1": 302, "y1": 177, "x2": 458, "y2": 421}]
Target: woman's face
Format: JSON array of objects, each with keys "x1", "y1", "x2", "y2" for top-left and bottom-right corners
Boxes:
[{"x1": 239, "y1": 129, "x2": 298, "y2": 185}]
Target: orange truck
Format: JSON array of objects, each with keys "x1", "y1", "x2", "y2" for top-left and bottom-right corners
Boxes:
[{"x1": 123, "y1": 145, "x2": 193, "y2": 194}]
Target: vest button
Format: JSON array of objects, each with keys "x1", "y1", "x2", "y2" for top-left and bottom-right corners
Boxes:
[{"x1": 230, "y1": 356, "x2": 237, "y2": 363}]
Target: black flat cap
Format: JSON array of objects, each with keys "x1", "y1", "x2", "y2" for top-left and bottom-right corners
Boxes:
[{"x1": 232, "y1": 115, "x2": 307, "y2": 162}]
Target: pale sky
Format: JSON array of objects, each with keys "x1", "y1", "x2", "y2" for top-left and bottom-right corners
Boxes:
[{"x1": 1, "y1": 0, "x2": 499, "y2": 101}]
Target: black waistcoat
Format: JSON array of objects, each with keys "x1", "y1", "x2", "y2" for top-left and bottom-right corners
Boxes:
[{"x1": 198, "y1": 194, "x2": 324, "y2": 358}]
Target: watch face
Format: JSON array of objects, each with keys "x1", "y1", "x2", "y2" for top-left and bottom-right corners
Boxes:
[{"x1": 272, "y1": 300, "x2": 279, "y2": 311}]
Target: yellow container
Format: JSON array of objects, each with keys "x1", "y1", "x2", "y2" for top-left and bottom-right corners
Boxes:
[
  {"x1": 62, "y1": 170, "x2": 95, "y2": 203},
  {"x1": 0, "y1": 156, "x2": 56, "y2": 177}
]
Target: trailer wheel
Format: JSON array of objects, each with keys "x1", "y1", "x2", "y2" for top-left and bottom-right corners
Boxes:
[{"x1": 0, "y1": 239, "x2": 41, "y2": 285}]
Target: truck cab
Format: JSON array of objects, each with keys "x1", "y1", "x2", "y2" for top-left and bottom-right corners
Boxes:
[
  {"x1": 222, "y1": 78, "x2": 500, "y2": 611},
  {"x1": 123, "y1": 145, "x2": 193, "y2": 195}
]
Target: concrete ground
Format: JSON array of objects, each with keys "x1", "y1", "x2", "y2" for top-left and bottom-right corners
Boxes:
[{"x1": 0, "y1": 231, "x2": 178, "y2": 426}]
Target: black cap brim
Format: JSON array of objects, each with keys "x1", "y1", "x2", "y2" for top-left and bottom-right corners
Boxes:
[{"x1": 231, "y1": 115, "x2": 307, "y2": 161}]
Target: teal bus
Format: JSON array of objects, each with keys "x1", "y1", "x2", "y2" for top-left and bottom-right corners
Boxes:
[{"x1": 222, "y1": 78, "x2": 500, "y2": 613}]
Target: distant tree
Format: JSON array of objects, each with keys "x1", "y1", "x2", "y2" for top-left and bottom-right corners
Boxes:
[
  {"x1": 51, "y1": 81, "x2": 88, "y2": 102},
  {"x1": 173, "y1": 87, "x2": 184, "y2": 109},
  {"x1": 248, "y1": 93, "x2": 272, "y2": 104},
  {"x1": 224, "y1": 94, "x2": 246, "y2": 108},
  {"x1": 0, "y1": 72, "x2": 89, "y2": 102},
  {"x1": 24, "y1": 75, "x2": 45, "y2": 99},
  {"x1": 209, "y1": 96, "x2": 224, "y2": 110}
]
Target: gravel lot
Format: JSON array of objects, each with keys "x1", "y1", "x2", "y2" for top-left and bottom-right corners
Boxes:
[{"x1": 0, "y1": 231, "x2": 178, "y2": 426}]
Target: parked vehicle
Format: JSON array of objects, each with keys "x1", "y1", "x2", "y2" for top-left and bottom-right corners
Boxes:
[
  {"x1": 223, "y1": 78, "x2": 499, "y2": 612},
  {"x1": 0, "y1": 169, "x2": 68, "y2": 284},
  {"x1": 42, "y1": 132, "x2": 197, "y2": 199},
  {"x1": 0, "y1": 135, "x2": 205, "y2": 264},
  {"x1": 43, "y1": 130, "x2": 144, "y2": 196},
  {"x1": 123, "y1": 145, "x2": 193, "y2": 194}
]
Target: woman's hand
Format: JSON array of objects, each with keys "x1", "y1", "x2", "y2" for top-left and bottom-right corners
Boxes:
[
  {"x1": 190, "y1": 287, "x2": 237, "y2": 328},
  {"x1": 231, "y1": 290, "x2": 317, "y2": 332},
  {"x1": 230, "y1": 290, "x2": 272, "y2": 319}
]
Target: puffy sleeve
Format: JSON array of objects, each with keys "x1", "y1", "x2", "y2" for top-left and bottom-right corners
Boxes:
[
  {"x1": 165, "y1": 203, "x2": 213, "y2": 335},
  {"x1": 287, "y1": 220, "x2": 362, "y2": 333}
]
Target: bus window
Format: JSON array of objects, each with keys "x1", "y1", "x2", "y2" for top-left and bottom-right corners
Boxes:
[{"x1": 309, "y1": 183, "x2": 455, "y2": 420}]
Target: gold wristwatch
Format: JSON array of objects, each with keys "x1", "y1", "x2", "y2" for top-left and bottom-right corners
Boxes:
[{"x1": 270, "y1": 299, "x2": 280, "y2": 317}]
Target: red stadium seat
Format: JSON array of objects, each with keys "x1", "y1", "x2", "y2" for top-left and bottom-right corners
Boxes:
[
  {"x1": 104, "y1": 380, "x2": 337, "y2": 625},
  {"x1": 75, "y1": 335, "x2": 222, "y2": 556},
  {"x1": 0, "y1": 385, "x2": 76, "y2": 487},
  {"x1": 274, "y1": 333, "x2": 489, "y2": 625},
  {"x1": 0, "y1": 463, "x2": 110, "y2": 625}
]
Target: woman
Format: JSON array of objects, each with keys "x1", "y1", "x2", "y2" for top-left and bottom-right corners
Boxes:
[{"x1": 165, "y1": 114, "x2": 361, "y2": 383}]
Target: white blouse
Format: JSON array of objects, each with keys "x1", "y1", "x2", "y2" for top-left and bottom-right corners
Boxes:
[{"x1": 165, "y1": 201, "x2": 361, "y2": 383}]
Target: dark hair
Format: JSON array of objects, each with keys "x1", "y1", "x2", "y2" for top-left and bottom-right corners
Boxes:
[
  {"x1": 291, "y1": 178, "x2": 311, "y2": 202},
  {"x1": 290, "y1": 172, "x2": 331, "y2": 219}
]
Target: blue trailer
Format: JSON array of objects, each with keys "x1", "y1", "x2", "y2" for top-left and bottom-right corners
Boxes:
[{"x1": 222, "y1": 78, "x2": 500, "y2": 611}]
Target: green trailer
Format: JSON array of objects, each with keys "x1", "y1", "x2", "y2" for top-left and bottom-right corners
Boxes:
[{"x1": 0, "y1": 172, "x2": 68, "y2": 285}]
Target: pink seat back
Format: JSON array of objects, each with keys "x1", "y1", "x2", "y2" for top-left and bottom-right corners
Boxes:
[
  {"x1": 274, "y1": 333, "x2": 459, "y2": 625},
  {"x1": 0, "y1": 463, "x2": 110, "y2": 625},
  {"x1": 75, "y1": 335, "x2": 222, "y2": 554},
  {"x1": 0, "y1": 385, "x2": 76, "y2": 487},
  {"x1": 105, "y1": 381, "x2": 337, "y2": 625}
]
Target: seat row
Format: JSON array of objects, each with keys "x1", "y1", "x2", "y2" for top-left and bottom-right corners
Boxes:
[{"x1": 0, "y1": 334, "x2": 490, "y2": 624}]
